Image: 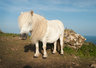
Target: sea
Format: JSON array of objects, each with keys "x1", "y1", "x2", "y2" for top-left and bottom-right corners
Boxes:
[{"x1": 84, "y1": 36, "x2": 96, "y2": 45}]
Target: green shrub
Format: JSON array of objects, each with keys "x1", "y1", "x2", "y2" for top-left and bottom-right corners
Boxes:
[
  {"x1": 64, "y1": 46, "x2": 76, "y2": 55},
  {"x1": 77, "y1": 42, "x2": 96, "y2": 57},
  {"x1": 64, "y1": 42, "x2": 96, "y2": 57}
]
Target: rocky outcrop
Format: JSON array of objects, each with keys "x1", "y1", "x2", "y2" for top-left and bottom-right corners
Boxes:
[{"x1": 64, "y1": 29, "x2": 86, "y2": 49}]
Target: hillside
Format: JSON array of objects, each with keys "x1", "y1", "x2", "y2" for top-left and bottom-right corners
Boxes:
[{"x1": 0, "y1": 32, "x2": 96, "y2": 68}]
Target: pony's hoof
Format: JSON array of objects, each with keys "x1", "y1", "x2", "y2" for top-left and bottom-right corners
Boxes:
[
  {"x1": 52, "y1": 51, "x2": 57, "y2": 54},
  {"x1": 43, "y1": 57, "x2": 47, "y2": 59},
  {"x1": 33, "y1": 56, "x2": 38, "y2": 58},
  {"x1": 52, "y1": 53, "x2": 55, "y2": 54},
  {"x1": 52, "y1": 52, "x2": 55, "y2": 54}
]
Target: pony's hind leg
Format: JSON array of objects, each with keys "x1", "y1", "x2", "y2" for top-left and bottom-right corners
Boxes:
[
  {"x1": 60, "y1": 34, "x2": 64, "y2": 55},
  {"x1": 52, "y1": 41, "x2": 57, "y2": 54},
  {"x1": 34, "y1": 42, "x2": 40, "y2": 58},
  {"x1": 42, "y1": 42, "x2": 47, "y2": 59}
]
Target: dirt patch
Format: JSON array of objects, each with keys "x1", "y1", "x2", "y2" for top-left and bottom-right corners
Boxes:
[{"x1": 0, "y1": 36, "x2": 95, "y2": 68}]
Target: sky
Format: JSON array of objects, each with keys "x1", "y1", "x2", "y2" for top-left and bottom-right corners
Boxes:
[{"x1": 0, "y1": 0, "x2": 96, "y2": 36}]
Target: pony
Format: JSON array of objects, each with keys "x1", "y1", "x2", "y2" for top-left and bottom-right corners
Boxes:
[{"x1": 18, "y1": 11, "x2": 64, "y2": 58}]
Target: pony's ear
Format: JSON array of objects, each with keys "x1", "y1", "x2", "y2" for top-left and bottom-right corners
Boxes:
[{"x1": 30, "y1": 10, "x2": 33, "y2": 16}]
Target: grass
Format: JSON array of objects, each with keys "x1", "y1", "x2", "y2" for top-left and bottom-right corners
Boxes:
[
  {"x1": 64, "y1": 42, "x2": 96, "y2": 57},
  {"x1": 77, "y1": 42, "x2": 96, "y2": 57},
  {"x1": 0, "y1": 29, "x2": 20, "y2": 36},
  {"x1": 0, "y1": 33, "x2": 20, "y2": 36},
  {"x1": 64, "y1": 46, "x2": 76, "y2": 55}
]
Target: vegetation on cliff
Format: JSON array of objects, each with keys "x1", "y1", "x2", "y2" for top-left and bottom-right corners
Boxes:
[{"x1": 64, "y1": 42, "x2": 96, "y2": 57}]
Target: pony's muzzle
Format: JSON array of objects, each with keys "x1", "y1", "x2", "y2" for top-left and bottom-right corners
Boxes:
[{"x1": 19, "y1": 33, "x2": 27, "y2": 40}]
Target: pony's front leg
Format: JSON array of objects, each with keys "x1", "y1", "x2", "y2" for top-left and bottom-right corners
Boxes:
[
  {"x1": 34, "y1": 42, "x2": 40, "y2": 58},
  {"x1": 42, "y1": 42, "x2": 47, "y2": 59}
]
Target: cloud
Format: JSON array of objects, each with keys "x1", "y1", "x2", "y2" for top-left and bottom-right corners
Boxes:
[
  {"x1": 0, "y1": 0, "x2": 96, "y2": 13},
  {"x1": 72, "y1": 0, "x2": 96, "y2": 7},
  {"x1": 47, "y1": 0, "x2": 96, "y2": 7}
]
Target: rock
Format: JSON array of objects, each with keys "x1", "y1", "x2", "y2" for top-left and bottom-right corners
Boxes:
[
  {"x1": 73, "y1": 55, "x2": 78, "y2": 59},
  {"x1": 90, "y1": 64, "x2": 96, "y2": 68},
  {"x1": 11, "y1": 48, "x2": 15, "y2": 51},
  {"x1": 64, "y1": 29, "x2": 86, "y2": 49},
  {"x1": 72, "y1": 62, "x2": 75, "y2": 65},
  {"x1": 72, "y1": 62, "x2": 79, "y2": 67},
  {"x1": 75, "y1": 63, "x2": 79, "y2": 66}
]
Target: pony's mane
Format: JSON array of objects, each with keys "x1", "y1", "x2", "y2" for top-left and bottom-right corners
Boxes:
[{"x1": 30, "y1": 13, "x2": 48, "y2": 44}]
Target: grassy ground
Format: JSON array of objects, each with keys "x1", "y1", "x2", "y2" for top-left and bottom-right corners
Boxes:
[{"x1": 0, "y1": 33, "x2": 96, "y2": 68}]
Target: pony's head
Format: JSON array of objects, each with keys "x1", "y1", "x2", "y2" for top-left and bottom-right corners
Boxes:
[{"x1": 18, "y1": 11, "x2": 34, "y2": 40}]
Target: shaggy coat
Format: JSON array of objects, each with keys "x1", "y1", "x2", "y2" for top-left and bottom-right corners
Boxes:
[
  {"x1": 30, "y1": 14, "x2": 47, "y2": 44},
  {"x1": 18, "y1": 11, "x2": 64, "y2": 58}
]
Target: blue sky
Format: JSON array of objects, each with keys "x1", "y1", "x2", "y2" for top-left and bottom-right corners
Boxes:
[{"x1": 0, "y1": 0, "x2": 96, "y2": 36}]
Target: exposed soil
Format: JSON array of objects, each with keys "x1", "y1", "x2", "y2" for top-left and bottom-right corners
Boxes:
[{"x1": 0, "y1": 36, "x2": 96, "y2": 68}]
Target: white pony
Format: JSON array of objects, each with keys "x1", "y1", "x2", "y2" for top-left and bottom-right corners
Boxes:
[{"x1": 18, "y1": 11, "x2": 64, "y2": 58}]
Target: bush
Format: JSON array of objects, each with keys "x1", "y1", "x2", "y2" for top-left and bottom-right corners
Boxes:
[
  {"x1": 64, "y1": 46, "x2": 76, "y2": 55},
  {"x1": 77, "y1": 42, "x2": 96, "y2": 57},
  {"x1": 64, "y1": 42, "x2": 96, "y2": 57}
]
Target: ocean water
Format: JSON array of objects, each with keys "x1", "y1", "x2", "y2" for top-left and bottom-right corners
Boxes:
[{"x1": 84, "y1": 36, "x2": 96, "y2": 44}]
